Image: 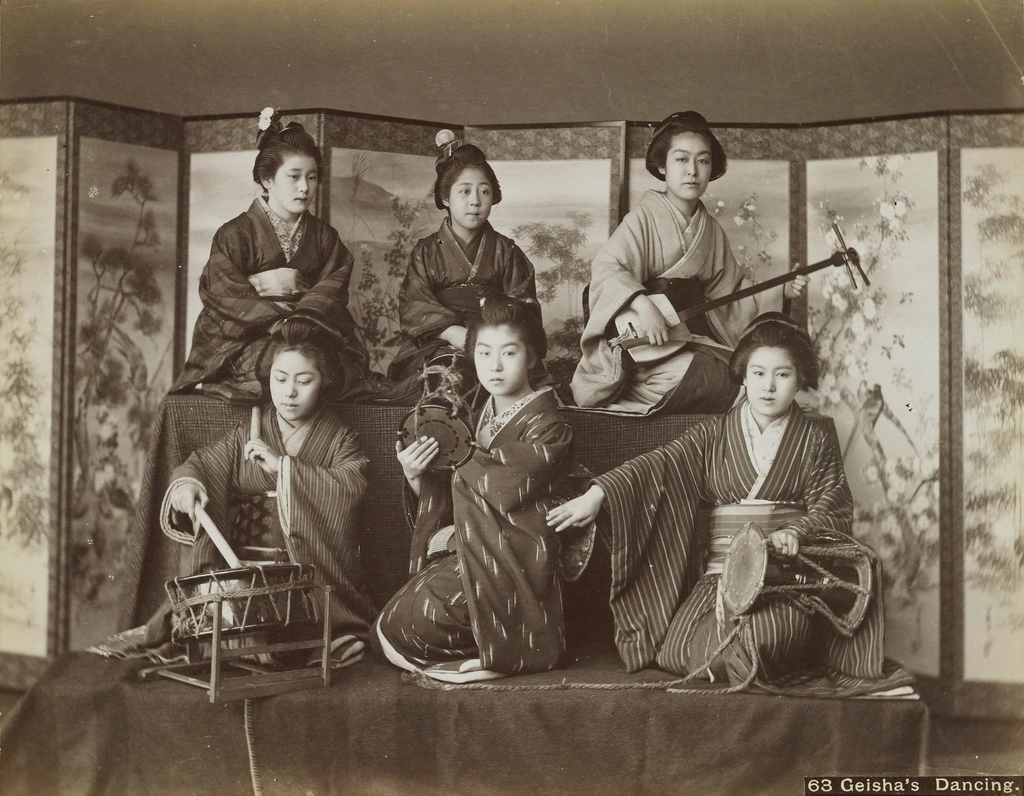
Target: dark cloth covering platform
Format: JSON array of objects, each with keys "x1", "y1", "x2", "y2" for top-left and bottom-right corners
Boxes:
[
  {"x1": 2, "y1": 397, "x2": 929, "y2": 795},
  {"x1": 4, "y1": 651, "x2": 927, "y2": 796}
]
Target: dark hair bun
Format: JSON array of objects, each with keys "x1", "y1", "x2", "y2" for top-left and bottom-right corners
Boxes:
[
  {"x1": 645, "y1": 110, "x2": 728, "y2": 182},
  {"x1": 433, "y1": 143, "x2": 502, "y2": 209},
  {"x1": 728, "y1": 313, "x2": 819, "y2": 389}
]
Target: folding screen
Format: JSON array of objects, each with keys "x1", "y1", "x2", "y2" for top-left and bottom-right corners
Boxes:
[
  {"x1": 949, "y1": 112, "x2": 1024, "y2": 718},
  {"x1": 0, "y1": 97, "x2": 1021, "y2": 717},
  {"x1": 0, "y1": 102, "x2": 65, "y2": 688},
  {"x1": 800, "y1": 118, "x2": 947, "y2": 685},
  {"x1": 69, "y1": 103, "x2": 182, "y2": 649}
]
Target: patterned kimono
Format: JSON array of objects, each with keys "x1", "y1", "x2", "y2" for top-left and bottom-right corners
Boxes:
[
  {"x1": 161, "y1": 405, "x2": 377, "y2": 638},
  {"x1": 377, "y1": 388, "x2": 576, "y2": 674},
  {"x1": 172, "y1": 200, "x2": 373, "y2": 403},
  {"x1": 387, "y1": 219, "x2": 541, "y2": 399},
  {"x1": 571, "y1": 191, "x2": 783, "y2": 414},
  {"x1": 594, "y1": 401, "x2": 901, "y2": 695}
]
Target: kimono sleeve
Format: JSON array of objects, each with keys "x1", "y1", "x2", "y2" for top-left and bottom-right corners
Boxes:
[
  {"x1": 398, "y1": 242, "x2": 463, "y2": 341},
  {"x1": 198, "y1": 224, "x2": 289, "y2": 333},
  {"x1": 295, "y1": 225, "x2": 355, "y2": 317},
  {"x1": 588, "y1": 209, "x2": 654, "y2": 322},
  {"x1": 777, "y1": 422, "x2": 854, "y2": 543},
  {"x1": 501, "y1": 244, "x2": 541, "y2": 308},
  {"x1": 455, "y1": 420, "x2": 573, "y2": 513}
]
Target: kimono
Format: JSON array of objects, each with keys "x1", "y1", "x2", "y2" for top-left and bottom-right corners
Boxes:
[
  {"x1": 376, "y1": 388, "x2": 582, "y2": 675},
  {"x1": 571, "y1": 191, "x2": 783, "y2": 414},
  {"x1": 161, "y1": 405, "x2": 378, "y2": 639},
  {"x1": 593, "y1": 401, "x2": 907, "y2": 696},
  {"x1": 172, "y1": 200, "x2": 373, "y2": 403},
  {"x1": 387, "y1": 219, "x2": 541, "y2": 400}
]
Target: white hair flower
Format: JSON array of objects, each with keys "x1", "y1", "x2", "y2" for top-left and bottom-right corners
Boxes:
[{"x1": 258, "y1": 106, "x2": 276, "y2": 131}]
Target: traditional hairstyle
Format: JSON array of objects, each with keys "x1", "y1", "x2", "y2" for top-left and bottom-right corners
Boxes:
[
  {"x1": 645, "y1": 110, "x2": 727, "y2": 182},
  {"x1": 252, "y1": 116, "x2": 322, "y2": 190},
  {"x1": 728, "y1": 312, "x2": 819, "y2": 389},
  {"x1": 433, "y1": 141, "x2": 502, "y2": 210},
  {"x1": 262, "y1": 316, "x2": 338, "y2": 393},
  {"x1": 465, "y1": 296, "x2": 546, "y2": 364}
]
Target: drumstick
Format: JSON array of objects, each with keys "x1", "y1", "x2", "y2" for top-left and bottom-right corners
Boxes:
[
  {"x1": 194, "y1": 503, "x2": 242, "y2": 569},
  {"x1": 250, "y1": 406, "x2": 261, "y2": 442}
]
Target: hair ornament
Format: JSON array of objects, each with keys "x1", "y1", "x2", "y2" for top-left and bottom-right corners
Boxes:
[
  {"x1": 435, "y1": 129, "x2": 464, "y2": 162},
  {"x1": 256, "y1": 107, "x2": 283, "y2": 145}
]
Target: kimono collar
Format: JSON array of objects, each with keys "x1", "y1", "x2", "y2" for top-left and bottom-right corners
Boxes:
[
  {"x1": 258, "y1": 196, "x2": 306, "y2": 262},
  {"x1": 649, "y1": 193, "x2": 713, "y2": 281},
  {"x1": 476, "y1": 387, "x2": 552, "y2": 448},
  {"x1": 741, "y1": 400, "x2": 794, "y2": 499},
  {"x1": 439, "y1": 218, "x2": 491, "y2": 282}
]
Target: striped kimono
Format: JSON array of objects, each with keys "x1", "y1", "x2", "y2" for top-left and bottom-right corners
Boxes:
[
  {"x1": 594, "y1": 401, "x2": 896, "y2": 694},
  {"x1": 161, "y1": 405, "x2": 377, "y2": 638},
  {"x1": 377, "y1": 388, "x2": 575, "y2": 675}
]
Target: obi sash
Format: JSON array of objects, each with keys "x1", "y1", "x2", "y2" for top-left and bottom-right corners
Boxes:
[
  {"x1": 705, "y1": 502, "x2": 806, "y2": 575},
  {"x1": 230, "y1": 492, "x2": 290, "y2": 566}
]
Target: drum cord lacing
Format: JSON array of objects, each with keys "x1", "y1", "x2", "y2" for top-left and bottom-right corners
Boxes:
[{"x1": 173, "y1": 579, "x2": 317, "y2": 634}]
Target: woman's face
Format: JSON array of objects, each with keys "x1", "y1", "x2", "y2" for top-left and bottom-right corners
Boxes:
[
  {"x1": 270, "y1": 349, "x2": 323, "y2": 423},
  {"x1": 659, "y1": 132, "x2": 713, "y2": 214},
  {"x1": 743, "y1": 345, "x2": 800, "y2": 430},
  {"x1": 444, "y1": 166, "x2": 493, "y2": 242},
  {"x1": 262, "y1": 154, "x2": 318, "y2": 223},
  {"x1": 473, "y1": 324, "x2": 534, "y2": 405}
]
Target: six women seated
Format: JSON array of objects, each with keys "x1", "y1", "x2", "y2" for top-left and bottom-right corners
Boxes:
[{"x1": 99, "y1": 107, "x2": 912, "y2": 698}]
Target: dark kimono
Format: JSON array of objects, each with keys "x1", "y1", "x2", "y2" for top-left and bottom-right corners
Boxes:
[
  {"x1": 594, "y1": 402, "x2": 910, "y2": 696},
  {"x1": 161, "y1": 405, "x2": 377, "y2": 638},
  {"x1": 173, "y1": 200, "x2": 373, "y2": 403},
  {"x1": 377, "y1": 388, "x2": 576, "y2": 675},
  {"x1": 387, "y1": 220, "x2": 540, "y2": 399}
]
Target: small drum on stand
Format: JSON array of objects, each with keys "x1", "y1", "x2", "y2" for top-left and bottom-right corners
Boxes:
[
  {"x1": 720, "y1": 523, "x2": 874, "y2": 636},
  {"x1": 166, "y1": 563, "x2": 322, "y2": 643},
  {"x1": 398, "y1": 404, "x2": 475, "y2": 470}
]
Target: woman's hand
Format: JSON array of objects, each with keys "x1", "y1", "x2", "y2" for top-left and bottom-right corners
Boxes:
[
  {"x1": 168, "y1": 481, "x2": 209, "y2": 533},
  {"x1": 396, "y1": 436, "x2": 440, "y2": 497},
  {"x1": 546, "y1": 485, "x2": 605, "y2": 532},
  {"x1": 439, "y1": 325, "x2": 469, "y2": 352},
  {"x1": 784, "y1": 274, "x2": 809, "y2": 300},
  {"x1": 625, "y1": 294, "x2": 670, "y2": 346},
  {"x1": 245, "y1": 439, "x2": 281, "y2": 475},
  {"x1": 769, "y1": 529, "x2": 800, "y2": 557}
]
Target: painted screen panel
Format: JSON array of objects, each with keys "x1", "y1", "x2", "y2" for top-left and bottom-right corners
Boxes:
[
  {"x1": 72, "y1": 137, "x2": 179, "y2": 648},
  {"x1": 807, "y1": 152, "x2": 941, "y2": 676},
  {"x1": 960, "y1": 147, "x2": 1024, "y2": 683},
  {"x1": 489, "y1": 159, "x2": 611, "y2": 388},
  {"x1": 0, "y1": 136, "x2": 58, "y2": 657},
  {"x1": 329, "y1": 147, "x2": 447, "y2": 375}
]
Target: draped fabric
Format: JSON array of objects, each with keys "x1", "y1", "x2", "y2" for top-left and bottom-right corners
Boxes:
[
  {"x1": 172, "y1": 200, "x2": 374, "y2": 403},
  {"x1": 387, "y1": 220, "x2": 540, "y2": 391},
  {"x1": 593, "y1": 402, "x2": 896, "y2": 693},
  {"x1": 163, "y1": 405, "x2": 377, "y2": 637},
  {"x1": 377, "y1": 388, "x2": 576, "y2": 674},
  {"x1": 571, "y1": 191, "x2": 783, "y2": 413}
]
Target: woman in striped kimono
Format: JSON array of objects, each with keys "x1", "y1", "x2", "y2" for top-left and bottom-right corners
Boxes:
[
  {"x1": 376, "y1": 298, "x2": 585, "y2": 684},
  {"x1": 549, "y1": 314, "x2": 900, "y2": 694},
  {"x1": 159, "y1": 321, "x2": 377, "y2": 660}
]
